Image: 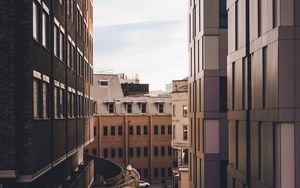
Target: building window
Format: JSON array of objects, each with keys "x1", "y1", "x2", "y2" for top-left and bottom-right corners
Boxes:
[
  {"x1": 161, "y1": 146, "x2": 165, "y2": 156},
  {"x1": 103, "y1": 148, "x2": 108, "y2": 158},
  {"x1": 183, "y1": 105, "x2": 188, "y2": 117},
  {"x1": 111, "y1": 126, "x2": 115, "y2": 136},
  {"x1": 118, "y1": 148, "x2": 123, "y2": 158},
  {"x1": 154, "y1": 125, "x2": 158, "y2": 135},
  {"x1": 129, "y1": 147, "x2": 134, "y2": 158},
  {"x1": 127, "y1": 103, "x2": 132, "y2": 113},
  {"x1": 158, "y1": 103, "x2": 164, "y2": 113},
  {"x1": 59, "y1": 30, "x2": 64, "y2": 61},
  {"x1": 141, "y1": 103, "x2": 146, "y2": 113},
  {"x1": 168, "y1": 168, "x2": 172, "y2": 177},
  {"x1": 99, "y1": 80, "x2": 108, "y2": 86},
  {"x1": 94, "y1": 126, "x2": 96, "y2": 137},
  {"x1": 92, "y1": 149, "x2": 96, "y2": 155},
  {"x1": 168, "y1": 146, "x2": 172, "y2": 156},
  {"x1": 59, "y1": 88, "x2": 64, "y2": 118},
  {"x1": 219, "y1": 0, "x2": 228, "y2": 28},
  {"x1": 42, "y1": 10, "x2": 49, "y2": 48},
  {"x1": 33, "y1": 79, "x2": 41, "y2": 119},
  {"x1": 111, "y1": 148, "x2": 116, "y2": 158},
  {"x1": 54, "y1": 24, "x2": 59, "y2": 56},
  {"x1": 144, "y1": 147, "x2": 148, "y2": 157},
  {"x1": 168, "y1": 125, "x2": 172, "y2": 135},
  {"x1": 161, "y1": 125, "x2": 165, "y2": 135},
  {"x1": 32, "y1": 2, "x2": 39, "y2": 40},
  {"x1": 136, "y1": 147, "x2": 141, "y2": 157},
  {"x1": 129, "y1": 126, "x2": 133, "y2": 135},
  {"x1": 103, "y1": 126, "x2": 108, "y2": 136},
  {"x1": 108, "y1": 103, "x2": 114, "y2": 114},
  {"x1": 143, "y1": 126, "x2": 148, "y2": 135},
  {"x1": 173, "y1": 105, "x2": 176, "y2": 116},
  {"x1": 154, "y1": 168, "x2": 158, "y2": 177},
  {"x1": 118, "y1": 126, "x2": 122, "y2": 136},
  {"x1": 136, "y1": 126, "x2": 141, "y2": 135},
  {"x1": 42, "y1": 82, "x2": 49, "y2": 118},
  {"x1": 220, "y1": 77, "x2": 227, "y2": 112},
  {"x1": 143, "y1": 169, "x2": 149, "y2": 178},
  {"x1": 161, "y1": 168, "x2": 165, "y2": 177},
  {"x1": 154, "y1": 147, "x2": 158, "y2": 157},
  {"x1": 183, "y1": 126, "x2": 188, "y2": 140},
  {"x1": 173, "y1": 125, "x2": 176, "y2": 139},
  {"x1": 54, "y1": 86, "x2": 58, "y2": 118}
]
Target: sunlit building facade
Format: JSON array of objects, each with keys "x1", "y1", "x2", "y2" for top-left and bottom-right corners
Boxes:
[
  {"x1": 188, "y1": 0, "x2": 228, "y2": 187},
  {"x1": 227, "y1": 0, "x2": 300, "y2": 188}
]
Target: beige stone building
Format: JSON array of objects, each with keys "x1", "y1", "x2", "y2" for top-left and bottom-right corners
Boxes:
[
  {"x1": 227, "y1": 0, "x2": 300, "y2": 188},
  {"x1": 171, "y1": 78, "x2": 189, "y2": 188},
  {"x1": 87, "y1": 73, "x2": 173, "y2": 184},
  {"x1": 188, "y1": 0, "x2": 228, "y2": 187}
]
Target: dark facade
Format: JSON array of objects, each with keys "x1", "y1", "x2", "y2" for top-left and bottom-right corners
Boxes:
[
  {"x1": 227, "y1": 0, "x2": 300, "y2": 188},
  {"x1": 0, "y1": 0, "x2": 95, "y2": 187},
  {"x1": 188, "y1": 0, "x2": 228, "y2": 187}
]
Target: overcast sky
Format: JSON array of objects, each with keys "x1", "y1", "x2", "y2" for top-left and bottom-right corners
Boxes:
[{"x1": 93, "y1": 0, "x2": 188, "y2": 91}]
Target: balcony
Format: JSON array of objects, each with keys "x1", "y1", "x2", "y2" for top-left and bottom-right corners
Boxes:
[{"x1": 84, "y1": 153, "x2": 139, "y2": 188}]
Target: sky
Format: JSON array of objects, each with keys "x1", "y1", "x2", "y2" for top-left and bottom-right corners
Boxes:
[{"x1": 93, "y1": 0, "x2": 188, "y2": 91}]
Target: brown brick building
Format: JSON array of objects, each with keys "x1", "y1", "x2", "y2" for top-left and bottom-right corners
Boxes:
[
  {"x1": 0, "y1": 0, "x2": 95, "y2": 187},
  {"x1": 87, "y1": 73, "x2": 173, "y2": 184}
]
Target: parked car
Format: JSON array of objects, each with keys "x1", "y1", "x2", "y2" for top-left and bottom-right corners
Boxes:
[{"x1": 139, "y1": 180, "x2": 150, "y2": 187}]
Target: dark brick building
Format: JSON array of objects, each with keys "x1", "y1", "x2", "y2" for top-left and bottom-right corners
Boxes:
[{"x1": 0, "y1": 0, "x2": 95, "y2": 187}]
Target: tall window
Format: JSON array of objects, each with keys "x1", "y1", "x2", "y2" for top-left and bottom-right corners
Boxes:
[
  {"x1": 143, "y1": 169, "x2": 148, "y2": 178},
  {"x1": 183, "y1": 126, "x2": 188, "y2": 140},
  {"x1": 154, "y1": 168, "x2": 158, "y2": 177},
  {"x1": 158, "y1": 103, "x2": 164, "y2": 113},
  {"x1": 154, "y1": 147, "x2": 158, "y2": 157},
  {"x1": 161, "y1": 125, "x2": 165, "y2": 135},
  {"x1": 161, "y1": 168, "x2": 165, "y2": 177},
  {"x1": 54, "y1": 86, "x2": 58, "y2": 118},
  {"x1": 54, "y1": 25, "x2": 58, "y2": 56},
  {"x1": 42, "y1": 10, "x2": 49, "y2": 48},
  {"x1": 118, "y1": 148, "x2": 123, "y2": 158},
  {"x1": 143, "y1": 125, "x2": 148, "y2": 135},
  {"x1": 33, "y1": 79, "x2": 40, "y2": 118},
  {"x1": 168, "y1": 125, "x2": 172, "y2": 135},
  {"x1": 136, "y1": 147, "x2": 141, "y2": 157},
  {"x1": 103, "y1": 148, "x2": 108, "y2": 158},
  {"x1": 32, "y1": 2, "x2": 39, "y2": 40},
  {"x1": 111, "y1": 126, "x2": 115, "y2": 136},
  {"x1": 144, "y1": 147, "x2": 148, "y2": 157},
  {"x1": 42, "y1": 82, "x2": 49, "y2": 118},
  {"x1": 168, "y1": 146, "x2": 172, "y2": 156},
  {"x1": 103, "y1": 126, "x2": 108, "y2": 136},
  {"x1": 220, "y1": 77, "x2": 227, "y2": 112},
  {"x1": 183, "y1": 105, "x2": 188, "y2": 117},
  {"x1": 59, "y1": 88, "x2": 64, "y2": 117},
  {"x1": 129, "y1": 147, "x2": 134, "y2": 158},
  {"x1": 173, "y1": 105, "x2": 176, "y2": 116},
  {"x1": 136, "y1": 126, "x2": 141, "y2": 135},
  {"x1": 108, "y1": 103, "x2": 114, "y2": 114},
  {"x1": 173, "y1": 125, "x2": 176, "y2": 139},
  {"x1": 127, "y1": 103, "x2": 132, "y2": 113},
  {"x1": 129, "y1": 126, "x2": 133, "y2": 135},
  {"x1": 154, "y1": 126, "x2": 158, "y2": 135},
  {"x1": 141, "y1": 103, "x2": 146, "y2": 113},
  {"x1": 59, "y1": 30, "x2": 64, "y2": 60},
  {"x1": 118, "y1": 126, "x2": 122, "y2": 136},
  {"x1": 161, "y1": 146, "x2": 165, "y2": 156},
  {"x1": 111, "y1": 148, "x2": 115, "y2": 158}
]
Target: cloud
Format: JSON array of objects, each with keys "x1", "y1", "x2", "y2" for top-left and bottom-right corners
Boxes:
[{"x1": 93, "y1": 0, "x2": 188, "y2": 90}]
